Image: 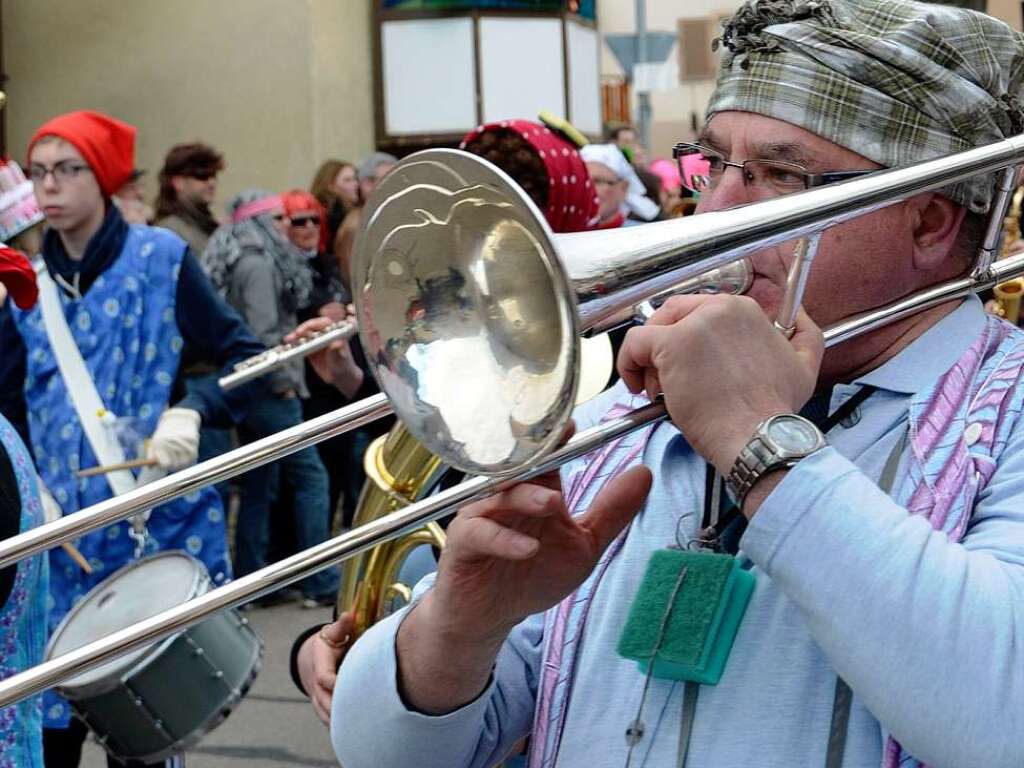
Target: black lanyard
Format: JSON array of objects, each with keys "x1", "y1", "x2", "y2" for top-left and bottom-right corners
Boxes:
[{"x1": 699, "y1": 386, "x2": 877, "y2": 552}]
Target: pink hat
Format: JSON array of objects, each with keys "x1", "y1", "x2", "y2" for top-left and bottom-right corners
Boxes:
[{"x1": 649, "y1": 159, "x2": 681, "y2": 192}]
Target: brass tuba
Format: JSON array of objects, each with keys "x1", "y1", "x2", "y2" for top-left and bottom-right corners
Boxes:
[
  {"x1": 994, "y1": 185, "x2": 1024, "y2": 324},
  {"x1": 335, "y1": 423, "x2": 447, "y2": 635}
]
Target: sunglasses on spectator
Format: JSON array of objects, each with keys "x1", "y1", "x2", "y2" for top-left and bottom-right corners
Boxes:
[
  {"x1": 189, "y1": 171, "x2": 217, "y2": 182},
  {"x1": 289, "y1": 215, "x2": 321, "y2": 228}
]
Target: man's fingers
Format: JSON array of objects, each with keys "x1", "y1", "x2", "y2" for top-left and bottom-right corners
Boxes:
[
  {"x1": 286, "y1": 316, "x2": 333, "y2": 344},
  {"x1": 321, "y1": 616, "x2": 353, "y2": 645},
  {"x1": 460, "y1": 481, "x2": 563, "y2": 521},
  {"x1": 789, "y1": 307, "x2": 825, "y2": 374},
  {"x1": 336, "y1": 612, "x2": 357, "y2": 636},
  {"x1": 448, "y1": 516, "x2": 540, "y2": 560},
  {"x1": 578, "y1": 465, "x2": 652, "y2": 553},
  {"x1": 316, "y1": 670, "x2": 338, "y2": 692},
  {"x1": 617, "y1": 326, "x2": 659, "y2": 394},
  {"x1": 312, "y1": 688, "x2": 332, "y2": 726},
  {"x1": 642, "y1": 294, "x2": 708, "y2": 326}
]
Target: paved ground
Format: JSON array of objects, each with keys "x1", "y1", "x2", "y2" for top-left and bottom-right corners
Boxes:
[{"x1": 81, "y1": 600, "x2": 339, "y2": 768}]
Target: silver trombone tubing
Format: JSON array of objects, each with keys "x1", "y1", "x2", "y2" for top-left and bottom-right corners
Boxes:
[
  {"x1": 5, "y1": 250, "x2": 1024, "y2": 707},
  {"x1": 354, "y1": 138, "x2": 1024, "y2": 476},
  {"x1": 0, "y1": 401, "x2": 664, "y2": 707},
  {"x1": 0, "y1": 394, "x2": 393, "y2": 571},
  {"x1": 218, "y1": 319, "x2": 358, "y2": 391},
  {"x1": 2, "y1": 139, "x2": 1022, "y2": 569}
]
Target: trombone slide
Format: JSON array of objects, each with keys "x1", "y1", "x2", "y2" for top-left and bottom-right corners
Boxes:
[{"x1": 8, "y1": 249, "x2": 1024, "y2": 708}]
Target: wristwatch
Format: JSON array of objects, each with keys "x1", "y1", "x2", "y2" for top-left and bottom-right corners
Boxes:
[{"x1": 726, "y1": 414, "x2": 826, "y2": 508}]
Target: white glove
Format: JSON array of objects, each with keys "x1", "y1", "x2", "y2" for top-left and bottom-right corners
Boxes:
[
  {"x1": 40, "y1": 485, "x2": 63, "y2": 524},
  {"x1": 146, "y1": 408, "x2": 201, "y2": 471}
]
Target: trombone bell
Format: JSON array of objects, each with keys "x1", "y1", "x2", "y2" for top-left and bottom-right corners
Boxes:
[{"x1": 353, "y1": 150, "x2": 579, "y2": 476}]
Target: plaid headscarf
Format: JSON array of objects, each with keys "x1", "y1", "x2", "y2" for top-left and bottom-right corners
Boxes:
[{"x1": 706, "y1": 0, "x2": 1024, "y2": 213}]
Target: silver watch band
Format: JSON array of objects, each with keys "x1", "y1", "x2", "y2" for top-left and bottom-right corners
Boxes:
[
  {"x1": 726, "y1": 414, "x2": 825, "y2": 507},
  {"x1": 726, "y1": 434, "x2": 791, "y2": 508}
]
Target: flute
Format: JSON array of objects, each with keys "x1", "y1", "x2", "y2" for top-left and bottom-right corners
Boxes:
[{"x1": 218, "y1": 319, "x2": 357, "y2": 390}]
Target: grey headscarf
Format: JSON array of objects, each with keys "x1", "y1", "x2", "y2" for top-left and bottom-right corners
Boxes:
[{"x1": 201, "y1": 189, "x2": 313, "y2": 312}]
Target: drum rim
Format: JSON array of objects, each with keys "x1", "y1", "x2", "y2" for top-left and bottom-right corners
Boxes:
[{"x1": 44, "y1": 550, "x2": 206, "y2": 698}]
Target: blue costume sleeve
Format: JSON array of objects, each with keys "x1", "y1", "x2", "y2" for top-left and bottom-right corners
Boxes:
[
  {"x1": 173, "y1": 249, "x2": 266, "y2": 427},
  {"x1": 0, "y1": 301, "x2": 29, "y2": 447},
  {"x1": 743, "y1": 441, "x2": 1024, "y2": 768},
  {"x1": 331, "y1": 574, "x2": 543, "y2": 768}
]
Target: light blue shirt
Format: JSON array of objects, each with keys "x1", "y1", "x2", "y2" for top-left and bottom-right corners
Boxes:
[{"x1": 331, "y1": 296, "x2": 1024, "y2": 768}]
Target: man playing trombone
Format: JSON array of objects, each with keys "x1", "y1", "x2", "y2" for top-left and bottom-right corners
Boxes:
[{"x1": 332, "y1": 1, "x2": 1024, "y2": 767}]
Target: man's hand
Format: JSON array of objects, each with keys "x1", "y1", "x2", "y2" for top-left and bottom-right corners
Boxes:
[
  {"x1": 618, "y1": 294, "x2": 823, "y2": 476},
  {"x1": 297, "y1": 613, "x2": 356, "y2": 726},
  {"x1": 396, "y1": 458, "x2": 652, "y2": 714},
  {"x1": 284, "y1": 314, "x2": 364, "y2": 399},
  {"x1": 318, "y1": 302, "x2": 348, "y2": 323}
]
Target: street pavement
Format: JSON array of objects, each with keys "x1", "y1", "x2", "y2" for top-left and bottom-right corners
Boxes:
[{"x1": 81, "y1": 600, "x2": 339, "y2": 768}]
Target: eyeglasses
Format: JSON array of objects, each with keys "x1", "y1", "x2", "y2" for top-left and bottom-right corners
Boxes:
[
  {"x1": 270, "y1": 214, "x2": 285, "y2": 222},
  {"x1": 672, "y1": 142, "x2": 875, "y2": 197},
  {"x1": 28, "y1": 161, "x2": 92, "y2": 184},
  {"x1": 290, "y1": 215, "x2": 321, "y2": 228},
  {"x1": 189, "y1": 171, "x2": 216, "y2": 182}
]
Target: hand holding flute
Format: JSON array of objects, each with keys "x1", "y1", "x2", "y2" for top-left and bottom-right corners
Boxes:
[
  {"x1": 219, "y1": 312, "x2": 358, "y2": 391},
  {"x1": 284, "y1": 308, "x2": 365, "y2": 399}
]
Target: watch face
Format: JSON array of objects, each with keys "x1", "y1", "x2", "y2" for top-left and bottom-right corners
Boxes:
[{"x1": 766, "y1": 416, "x2": 822, "y2": 453}]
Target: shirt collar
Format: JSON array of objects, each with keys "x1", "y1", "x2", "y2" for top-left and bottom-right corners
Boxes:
[{"x1": 844, "y1": 295, "x2": 986, "y2": 396}]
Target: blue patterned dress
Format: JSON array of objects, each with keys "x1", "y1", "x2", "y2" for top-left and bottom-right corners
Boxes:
[
  {"x1": 0, "y1": 413, "x2": 48, "y2": 768},
  {"x1": 11, "y1": 225, "x2": 230, "y2": 728}
]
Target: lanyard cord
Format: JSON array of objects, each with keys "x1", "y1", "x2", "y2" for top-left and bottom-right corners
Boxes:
[{"x1": 700, "y1": 386, "x2": 878, "y2": 545}]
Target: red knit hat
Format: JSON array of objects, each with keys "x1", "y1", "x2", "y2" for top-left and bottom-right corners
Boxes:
[
  {"x1": 461, "y1": 119, "x2": 599, "y2": 233},
  {"x1": 0, "y1": 245, "x2": 37, "y2": 309},
  {"x1": 27, "y1": 110, "x2": 137, "y2": 197}
]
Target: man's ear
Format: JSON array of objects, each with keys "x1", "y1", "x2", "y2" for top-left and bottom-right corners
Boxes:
[
  {"x1": 907, "y1": 193, "x2": 967, "y2": 271},
  {"x1": 170, "y1": 176, "x2": 185, "y2": 196}
]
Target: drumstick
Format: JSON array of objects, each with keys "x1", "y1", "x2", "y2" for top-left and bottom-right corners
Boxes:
[
  {"x1": 76, "y1": 457, "x2": 158, "y2": 478},
  {"x1": 61, "y1": 542, "x2": 93, "y2": 574}
]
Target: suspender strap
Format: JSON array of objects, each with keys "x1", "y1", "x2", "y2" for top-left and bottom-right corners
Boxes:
[
  {"x1": 676, "y1": 681, "x2": 700, "y2": 768},
  {"x1": 825, "y1": 679, "x2": 854, "y2": 768},
  {"x1": 825, "y1": 426, "x2": 908, "y2": 768}
]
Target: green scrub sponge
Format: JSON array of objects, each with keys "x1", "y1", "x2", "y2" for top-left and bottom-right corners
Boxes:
[{"x1": 617, "y1": 548, "x2": 755, "y2": 685}]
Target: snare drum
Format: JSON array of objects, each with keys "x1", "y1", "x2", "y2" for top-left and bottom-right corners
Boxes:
[{"x1": 45, "y1": 551, "x2": 263, "y2": 763}]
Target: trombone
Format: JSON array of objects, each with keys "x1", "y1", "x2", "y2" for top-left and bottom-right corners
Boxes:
[{"x1": 3, "y1": 136, "x2": 1024, "y2": 707}]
